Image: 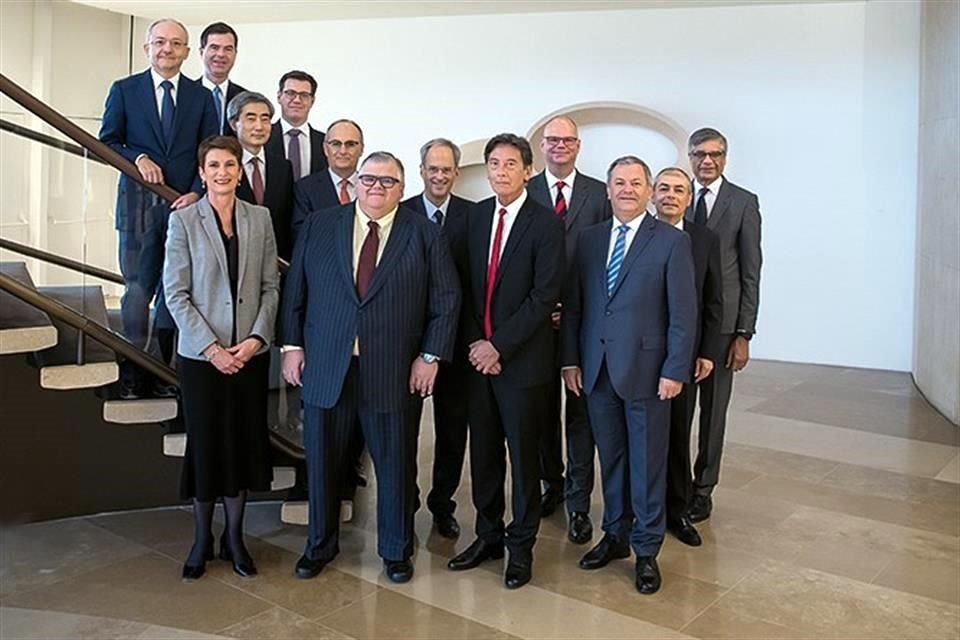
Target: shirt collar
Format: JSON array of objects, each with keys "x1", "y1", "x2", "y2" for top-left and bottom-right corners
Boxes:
[
  {"x1": 201, "y1": 76, "x2": 228, "y2": 94},
  {"x1": 150, "y1": 69, "x2": 181, "y2": 91},
  {"x1": 422, "y1": 193, "x2": 451, "y2": 217},
  {"x1": 545, "y1": 167, "x2": 576, "y2": 189},
  {"x1": 242, "y1": 147, "x2": 266, "y2": 166},
  {"x1": 330, "y1": 168, "x2": 357, "y2": 187},
  {"x1": 496, "y1": 189, "x2": 528, "y2": 217},
  {"x1": 657, "y1": 214, "x2": 683, "y2": 230},
  {"x1": 697, "y1": 175, "x2": 724, "y2": 194},
  {"x1": 613, "y1": 211, "x2": 647, "y2": 233},
  {"x1": 280, "y1": 119, "x2": 310, "y2": 136},
  {"x1": 355, "y1": 202, "x2": 398, "y2": 229}
]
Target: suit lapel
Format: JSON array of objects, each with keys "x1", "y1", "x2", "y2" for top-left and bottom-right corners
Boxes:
[
  {"x1": 494, "y1": 201, "x2": 534, "y2": 290},
  {"x1": 706, "y1": 180, "x2": 732, "y2": 230},
  {"x1": 336, "y1": 207, "x2": 360, "y2": 303},
  {"x1": 170, "y1": 77, "x2": 188, "y2": 146},
  {"x1": 565, "y1": 173, "x2": 590, "y2": 230},
  {"x1": 236, "y1": 202, "x2": 250, "y2": 291},
  {"x1": 310, "y1": 128, "x2": 325, "y2": 174},
  {"x1": 362, "y1": 210, "x2": 413, "y2": 304},
  {"x1": 137, "y1": 72, "x2": 165, "y2": 151},
  {"x1": 591, "y1": 221, "x2": 613, "y2": 297},
  {"x1": 470, "y1": 200, "x2": 495, "y2": 311},
  {"x1": 197, "y1": 198, "x2": 230, "y2": 280},
  {"x1": 609, "y1": 215, "x2": 657, "y2": 299}
]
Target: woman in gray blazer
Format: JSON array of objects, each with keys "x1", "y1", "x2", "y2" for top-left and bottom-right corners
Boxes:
[{"x1": 163, "y1": 136, "x2": 279, "y2": 581}]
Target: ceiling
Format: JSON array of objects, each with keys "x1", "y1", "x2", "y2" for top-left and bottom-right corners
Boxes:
[{"x1": 70, "y1": 0, "x2": 859, "y2": 25}]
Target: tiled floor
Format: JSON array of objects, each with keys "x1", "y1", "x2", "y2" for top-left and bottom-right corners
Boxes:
[{"x1": 2, "y1": 360, "x2": 958, "y2": 639}]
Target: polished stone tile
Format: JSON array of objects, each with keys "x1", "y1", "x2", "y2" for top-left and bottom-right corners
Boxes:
[
  {"x1": 217, "y1": 607, "x2": 355, "y2": 640},
  {"x1": 0, "y1": 606, "x2": 148, "y2": 639},
  {"x1": 936, "y1": 454, "x2": 960, "y2": 484},
  {"x1": 872, "y1": 556, "x2": 960, "y2": 605},
  {"x1": 682, "y1": 605, "x2": 812, "y2": 639},
  {"x1": 87, "y1": 507, "x2": 195, "y2": 551},
  {"x1": 658, "y1": 536, "x2": 767, "y2": 588},
  {"x1": 135, "y1": 626, "x2": 229, "y2": 639},
  {"x1": 709, "y1": 464, "x2": 763, "y2": 490},
  {"x1": 0, "y1": 518, "x2": 148, "y2": 598},
  {"x1": 1, "y1": 553, "x2": 272, "y2": 633},
  {"x1": 819, "y1": 462, "x2": 960, "y2": 507},
  {"x1": 720, "y1": 443, "x2": 838, "y2": 484},
  {"x1": 710, "y1": 560, "x2": 960, "y2": 639}
]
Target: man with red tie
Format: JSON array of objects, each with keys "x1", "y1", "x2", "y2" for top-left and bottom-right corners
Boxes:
[{"x1": 447, "y1": 134, "x2": 565, "y2": 590}]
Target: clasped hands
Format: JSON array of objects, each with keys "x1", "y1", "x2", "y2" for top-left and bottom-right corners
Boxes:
[
  {"x1": 205, "y1": 337, "x2": 260, "y2": 375},
  {"x1": 468, "y1": 340, "x2": 501, "y2": 376}
]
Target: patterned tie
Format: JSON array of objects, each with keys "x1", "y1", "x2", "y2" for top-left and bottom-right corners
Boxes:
[
  {"x1": 249, "y1": 157, "x2": 265, "y2": 205},
  {"x1": 434, "y1": 209, "x2": 444, "y2": 226},
  {"x1": 483, "y1": 208, "x2": 508, "y2": 339},
  {"x1": 606, "y1": 223, "x2": 630, "y2": 296},
  {"x1": 694, "y1": 187, "x2": 709, "y2": 225},
  {"x1": 339, "y1": 178, "x2": 351, "y2": 205},
  {"x1": 554, "y1": 180, "x2": 567, "y2": 219},
  {"x1": 160, "y1": 80, "x2": 175, "y2": 145},
  {"x1": 287, "y1": 129, "x2": 303, "y2": 180},
  {"x1": 356, "y1": 220, "x2": 380, "y2": 298},
  {"x1": 212, "y1": 85, "x2": 224, "y2": 135}
]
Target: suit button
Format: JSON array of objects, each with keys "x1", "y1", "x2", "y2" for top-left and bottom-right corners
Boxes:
[
  {"x1": 605, "y1": 310, "x2": 611, "y2": 316},
  {"x1": 600, "y1": 339, "x2": 606, "y2": 344},
  {"x1": 239, "y1": 298, "x2": 244, "y2": 304}
]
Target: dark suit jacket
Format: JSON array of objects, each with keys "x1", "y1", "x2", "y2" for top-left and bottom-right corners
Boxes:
[
  {"x1": 460, "y1": 194, "x2": 565, "y2": 388},
  {"x1": 290, "y1": 170, "x2": 341, "y2": 248},
  {"x1": 526, "y1": 171, "x2": 612, "y2": 265},
  {"x1": 236, "y1": 155, "x2": 295, "y2": 260},
  {"x1": 99, "y1": 70, "x2": 219, "y2": 230},
  {"x1": 683, "y1": 220, "x2": 724, "y2": 366},
  {"x1": 264, "y1": 121, "x2": 327, "y2": 178},
  {"x1": 562, "y1": 215, "x2": 697, "y2": 400},
  {"x1": 685, "y1": 178, "x2": 762, "y2": 335},
  {"x1": 279, "y1": 204, "x2": 460, "y2": 412}
]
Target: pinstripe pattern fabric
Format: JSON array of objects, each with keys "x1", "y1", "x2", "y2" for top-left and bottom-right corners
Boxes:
[{"x1": 606, "y1": 223, "x2": 629, "y2": 295}]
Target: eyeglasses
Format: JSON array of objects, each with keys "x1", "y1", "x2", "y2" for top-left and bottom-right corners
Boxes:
[
  {"x1": 150, "y1": 38, "x2": 187, "y2": 49},
  {"x1": 544, "y1": 136, "x2": 579, "y2": 147},
  {"x1": 358, "y1": 174, "x2": 400, "y2": 188},
  {"x1": 689, "y1": 150, "x2": 726, "y2": 160},
  {"x1": 280, "y1": 89, "x2": 314, "y2": 101},
  {"x1": 327, "y1": 139, "x2": 361, "y2": 150}
]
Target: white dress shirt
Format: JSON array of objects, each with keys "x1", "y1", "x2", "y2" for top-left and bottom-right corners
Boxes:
[
  {"x1": 545, "y1": 167, "x2": 577, "y2": 208},
  {"x1": 695, "y1": 176, "x2": 724, "y2": 219},
  {"x1": 241, "y1": 148, "x2": 267, "y2": 188},
  {"x1": 280, "y1": 119, "x2": 312, "y2": 177},
  {"x1": 331, "y1": 168, "x2": 358, "y2": 201},
  {"x1": 606, "y1": 213, "x2": 647, "y2": 265},
  {"x1": 659, "y1": 215, "x2": 684, "y2": 231},
  {"x1": 488, "y1": 190, "x2": 528, "y2": 265},
  {"x1": 422, "y1": 193, "x2": 450, "y2": 226},
  {"x1": 149, "y1": 69, "x2": 181, "y2": 114},
  {"x1": 201, "y1": 77, "x2": 230, "y2": 132}
]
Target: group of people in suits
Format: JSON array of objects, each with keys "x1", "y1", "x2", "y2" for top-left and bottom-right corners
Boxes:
[{"x1": 98, "y1": 17, "x2": 762, "y2": 594}]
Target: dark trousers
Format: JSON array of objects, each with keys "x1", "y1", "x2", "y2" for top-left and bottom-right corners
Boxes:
[
  {"x1": 540, "y1": 377, "x2": 566, "y2": 496},
  {"x1": 562, "y1": 386, "x2": 594, "y2": 513},
  {"x1": 694, "y1": 334, "x2": 736, "y2": 496},
  {"x1": 423, "y1": 360, "x2": 469, "y2": 517},
  {"x1": 585, "y1": 362, "x2": 670, "y2": 557},
  {"x1": 468, "y1": 372, "x2": 548, "y2": 559},
  {"x1": 302, "y1": 359, "x2": 418, "y2": 562},
  {"x1": 666, "y1": 382, "x2": 696, "y2": 521}
]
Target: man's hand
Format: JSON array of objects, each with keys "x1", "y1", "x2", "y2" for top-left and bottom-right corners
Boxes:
[
  {"x1": 726, "y1": 336, "x2": 750, "y2": 372},
  {"x1": 135, "y1": 156, "x2": 165, "y2": 184},
  {"x1": 693, "y1": 357, "x2": 714, "y2": 383},
  {"x1": 658, "y1": 377, "x2": 683, "y2": 400},
  {"x1": 226, "y1": 337, "x2": 261, "y2": 364},
  {"x1": 171, "y1": 192, "x2": 200, "y2": 210},
  {"x1": 205, "y1": 344, "x2": 243, "y2": 375},
  {"x1": 551, "y1": 303, "x2": 562, "y2": 331},
  {"x1": 468, "y1": 340, "x2": 500, "y2": 375},
  {"x1": 562, "y1": 367, "x2": 583, "y2": 396},
  {"x1": 281, "y1": 350, "x2": 305, "y2": 386},
  {"x1": 409, "y1": 358, "x2": 439, "y2": 397}
]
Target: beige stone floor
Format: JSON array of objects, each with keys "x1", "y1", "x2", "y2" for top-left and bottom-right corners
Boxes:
[{"x1": 2, "y1": 360, "x2": 959, "y2": 639}]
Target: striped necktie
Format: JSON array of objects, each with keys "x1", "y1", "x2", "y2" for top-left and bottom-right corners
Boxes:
[
  {"x1": 212, "y1": 86, "x2": 224, "y2": 134},
  {"x1": 606, "y1": 223, "x2": 630, "y2": 296}
]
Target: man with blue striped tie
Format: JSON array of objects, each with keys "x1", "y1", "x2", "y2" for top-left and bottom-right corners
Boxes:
[
  {"x1": 561, "y1": 156, "x2": 697, "y2": 595},
  {"x1": 198, "y1": 22, "x2": 247, "y2": 136}
]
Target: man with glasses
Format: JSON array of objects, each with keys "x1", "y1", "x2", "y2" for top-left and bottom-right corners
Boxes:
[
  {"x1": 264, "y1": 70, "x2": 327, "y2": 182},
  {"x1": 290, "y1": 119, "x2": 364, "y2": 246},
  {"x1": 401, "y1": 138, "x2": 474, "y2": 540},
  {"x1": 684, "y1": 127, "x2": 763, "y2": 523},
  {"x1": 526, "y1": 116, "x2": 610, "y2": 545},
  {"x1": 99, "y1": 17, "x2": 218, "y2": 398},
  {"x1": 198, "y1": 22, "x2": 246, "y2": 136},
  {"x1": 280, "y1": 152, "x2": 460, "y2": 584}
]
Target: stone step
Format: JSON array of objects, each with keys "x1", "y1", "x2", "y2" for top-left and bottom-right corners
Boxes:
[
  {"x1": 102, "y1": 398, "x2": 178, "y2": 424},
  {"x1": 0, "y1": 262, "x2": 58, "y2": 354},
  {"x1": 280, "y1": 500, "x2": 308, "y2": 526}
]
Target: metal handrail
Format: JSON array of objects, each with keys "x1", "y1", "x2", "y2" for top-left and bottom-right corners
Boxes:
[
  {"x1": 0, "y1": 118, "x2": 107, "y2": 164},
  {"x1": 0, "y1": 237, "x2": 124, "y2": 284}
]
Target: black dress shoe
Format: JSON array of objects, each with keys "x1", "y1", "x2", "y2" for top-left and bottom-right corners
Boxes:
[
  {"x1": 448, "y1": 538, "x2": 504, "y2": 571},
  {"x1": 219, "y1": 542, "x2": 258, "y2": 577},
  {"x1": 567, "y1": 512, "x2": 593, "y2": 545},
  {"x1": 687, "y1": 494, "x2": 713, "y2": 523},
  {"x1": 433, "y1": 513, "x2": 461, "y2": 539},
  {"x1": 579, "y1": 534, "x2": 630, "y2": 570},
  {"x1": 667, "y1": 515, "x2": 703, "y2": 547},
  {"x1": 540, "y1": 490, "x2": 563, "y2": 518},
  {"x1": 635, "y1": 556, "x2": 662, "y2": 594},
  {"x1": 181, "y1": 538, "x2": 215, "y2": 580},
  {"x1": 384, "y1": 558, "x2": 414, "y2": 583},
  {"x1": 504, "y1": 558, "x2": 532, "y2": 589},
  {"x1": 295, "y1": 554, "x2": 329, "y2": 579}
]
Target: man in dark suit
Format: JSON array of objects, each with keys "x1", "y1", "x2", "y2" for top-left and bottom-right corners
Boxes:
[
  {"x1": 401, "y1": 138, "x2": 474, "y2": 540},
  {"x1": 684, "y1": 128, "x2": 763, "y2": 523},
  {"x1": 447, "y1": 134, "x2": 564, "y2": 590},
  {"x1": 264, "y1": 71, "x2": 327, "y2": 181},
  {"x1": 290, "y1": 119, "x2": 364, "y2": 246},
  {"x1": 653, "y1": 167, "x2": 723, "y2": 547},
  {"x1": 227, "y1": 91, "x2": 294, "y2": 260},
  {"x1": 561, "y1": 156, "x2": 696, "y2": 595},
  {"x1": 526, "y1": 116, "x2": 611, "y2": 545},
  {"x1": 198, "y1": 22, "x2": 245, "y2": 136},
  {"x1": 99, "y1": 17, "x2": 218, "y2": 397},
  {"x1": 280, "y1": 152, "x2": 460, "y2": 584}
]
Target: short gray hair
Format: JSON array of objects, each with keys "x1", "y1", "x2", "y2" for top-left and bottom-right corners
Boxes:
[
  {"x1": 145, "y1": 18, "x2": 189, "y2": 45},
  {"x1": 654, "y1": 166, "x2": 694, "y2": 193},
  {"x1": 688, "y1": 127, "x2": 728, "y2": 153},
  {"x1": 606, "y1": 155, "x2": 652, "y2": 184},
  {"x1": 226, "y1": 91, "x2": 274, "y2": 123},
  {"x1": 361, "y1": 151, "x2": 405, "y2": 180},
  {"x1": 419, "y1": 138, "x2": 461, "y2": 167}
]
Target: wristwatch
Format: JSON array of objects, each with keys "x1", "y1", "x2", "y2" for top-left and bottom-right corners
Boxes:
[{"x1": 420, "y1": 353, "x2": 439, "y2": 364}]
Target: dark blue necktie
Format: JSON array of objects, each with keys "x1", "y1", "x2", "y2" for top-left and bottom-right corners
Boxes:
[{"x1": 160, "y1": 80, "x2": 175, "y2": 145}]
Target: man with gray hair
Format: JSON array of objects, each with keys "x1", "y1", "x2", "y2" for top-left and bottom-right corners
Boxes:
[
  {"x1": 401, "y1": 138, "x2": 474, "y2": 540},
  {"x1": 228, "y1": 91, "x2": 294, "y2": 259},
  {"x1": 99, "y1": 17, "x2": 218, "y2": 398}
]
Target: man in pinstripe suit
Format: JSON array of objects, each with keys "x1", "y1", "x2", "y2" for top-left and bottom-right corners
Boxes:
[{"x1": 279, "y1": 152, "x2": 461, "y2": 584}]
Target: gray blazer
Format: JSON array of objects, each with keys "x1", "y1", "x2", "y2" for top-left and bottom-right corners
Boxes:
[{"x1": 163, "y1": 196, "x2": 280, "y2": 360}]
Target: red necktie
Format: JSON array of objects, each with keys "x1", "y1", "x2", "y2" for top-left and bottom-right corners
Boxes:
[
  {"x1": 250, "y1": 157, "x2": 265, "y2": 205},
  {"x1": 356, "y1": 220, "x2": 379, "y2": 298},
  {"x1": 339, "y1": 178, "x2": 351, "y2": 205},
  {"x1": 483, "y1": 208, "x2": 507, "y2": 339},
  {"x1": 554, "y1": 180, "x2": 567, "y2": 219}
]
